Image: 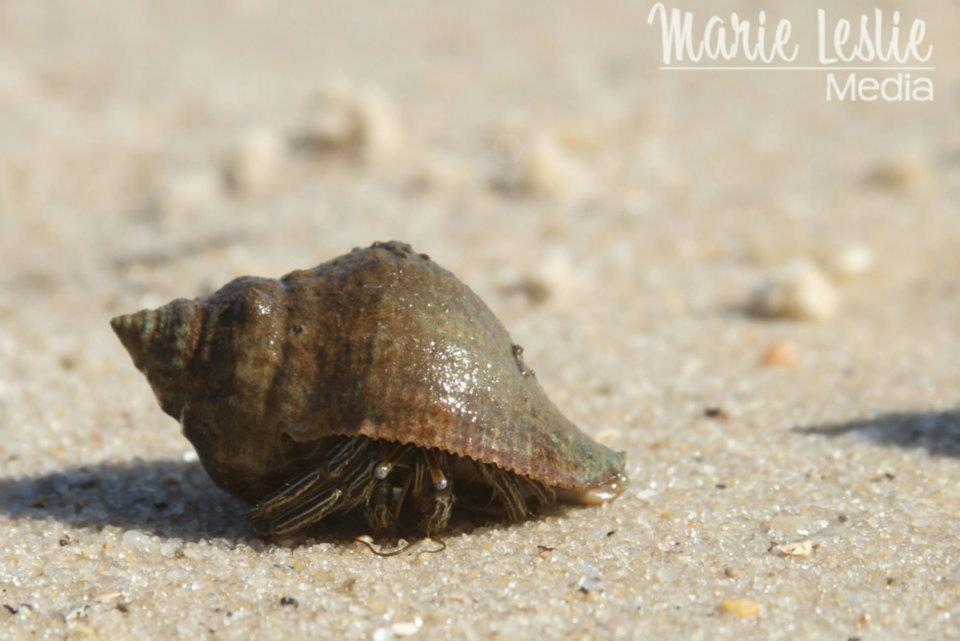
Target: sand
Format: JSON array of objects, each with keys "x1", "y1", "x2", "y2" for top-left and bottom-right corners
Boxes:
[{"x1": 1, "y1": 1, "x2": 959, "y2": 639}]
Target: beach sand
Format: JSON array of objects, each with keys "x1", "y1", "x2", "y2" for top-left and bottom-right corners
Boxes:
[{"x1": 1, "y1": 1, "x2": 959, "y2": 639}]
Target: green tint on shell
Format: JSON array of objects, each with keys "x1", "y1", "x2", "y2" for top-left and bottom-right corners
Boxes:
[{"x1": 111, "y1": 241, "x2": 627, "y2": 533}]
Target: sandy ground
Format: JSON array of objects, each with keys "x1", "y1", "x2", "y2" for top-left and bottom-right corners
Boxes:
[{"x1": 1, "y1": 1, "x2": 959, "y2": 639}]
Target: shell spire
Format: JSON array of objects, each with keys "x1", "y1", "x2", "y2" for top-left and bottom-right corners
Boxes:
[{"x1": 110, "y1": 298, "x2": 204, "y2": 420}]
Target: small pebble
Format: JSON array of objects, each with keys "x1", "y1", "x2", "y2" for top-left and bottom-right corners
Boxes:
[
  {"x1": 704, "y1": 407, "x2": 730, "y2": 420},
  {"x1": 867, "y1": 153, "x2": 932, "y2": 191},
  {"x1": 372, "y1": 627, "x2": 395, "y2": 641},
  {"x1": 761, "y1": 341, "x2": 800, "y2": 368},
  {"x1": 578, "y1": 575, "x2": 603, "y2": 593},
  {"x1": 778, "y1": 540, "x2": 814, "y2": 557},
  {"x1": 406, "y1": 153, "x2": 466, "y2": 194},
  {"x1": 491, "y1": 134, "x2": 590, "y2": 200},
  {"x1": 143, "y1": 168, "x2": 224, "y2": 219},
  {"x1": 749, "y1": 260, "x2": 839, "y2": 321},
  {"x1": 121, "y1": 529, "x2": 154, "y2": 551},
  {"x1": 93, "y1": 592, "x2": 123, "y2": 604},
  {"x1": 827, "y1": 244, "x2": 875, "y2": 280},
  {"x1": 279, "y1": 596, "x2": 298, "y2": 608},
  {"x1": 222, "y1": 127, "x2": 286, "y2": 198},
  {"x1": 63, "y1": 604, "x2": 90, "y2": 622},
  {"x1": 767, "y1": 513, "x2": 828, "y2": 538},
  {"x1": 577, "y1": 562, "x2": 604, "y2": 594},
  {"x1": 292, "y1": 84, "x2": 403, "y2": 163},
  {"x1": 719, "y1": 598, "x2": 760, "y2": 618},
  {"x1": 499, "y1": 249, "x2": 585, "y2": 309},
  {"x1": 391, "y1": 618, "x2": 423, "y2": 637},
  {"x1": 499, "y1": 276, "x2": 552, "y2": 306}
]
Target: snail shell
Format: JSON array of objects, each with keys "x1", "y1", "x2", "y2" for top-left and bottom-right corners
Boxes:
[{"x1": 112, "y1": 241, "x2": 626, "y2": 535}]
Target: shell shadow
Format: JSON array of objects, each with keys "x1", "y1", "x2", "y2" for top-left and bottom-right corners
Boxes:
[
  {"x1": 0, "y1": 459, "x2": 573, "y2": 546},
  {"x1": 793, "y1": 409, "x2": 960, "y2": 457},
  {"x1": 0, "y1": 459, "x2": 255, "y2": 543}
]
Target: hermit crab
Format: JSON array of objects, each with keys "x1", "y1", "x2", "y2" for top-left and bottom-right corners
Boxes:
[{"x1": 111, "y1": 241, "x2": 626, "y2": 536}]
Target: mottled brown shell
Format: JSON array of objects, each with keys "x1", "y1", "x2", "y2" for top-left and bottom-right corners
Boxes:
[{"x1": 111, "y1": 241, "x2": 625, "y2": 504}]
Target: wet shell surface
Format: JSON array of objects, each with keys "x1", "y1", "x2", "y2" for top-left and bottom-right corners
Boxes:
[{"x1": 112, "y1": 241, "x2": 626, "y2": 536}]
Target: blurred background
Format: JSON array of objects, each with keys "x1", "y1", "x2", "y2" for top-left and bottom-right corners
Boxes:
[{"x1": 0, "y1": 2, "x2": 958, "y2": 640}]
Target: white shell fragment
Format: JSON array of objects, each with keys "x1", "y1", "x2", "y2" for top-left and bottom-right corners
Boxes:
[
  {"x1": 827, "y1": 244, "x2": 875, "y2": 280},
  {"x1": 222, "y1": 127, "x2": 286, "y2": 198},
  {"x1": 292, "y1": 84, "x2": 403, "y2": 163},
  {"x1": 749, "y1": 260, "x2": 839, "y2": 321}
]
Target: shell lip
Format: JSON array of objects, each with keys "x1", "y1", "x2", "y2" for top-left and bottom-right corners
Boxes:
[
  {"x1": 304, "y1": 427, "x2": 629, "y2": 495},
  {"x1": 556, "y1": 471, "x2": 629, "y2": 506}
]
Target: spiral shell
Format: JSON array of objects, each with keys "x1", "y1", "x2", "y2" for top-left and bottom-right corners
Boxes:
[{"x1": 112, "y1": 241, "x2": 626, "y2": 534}]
